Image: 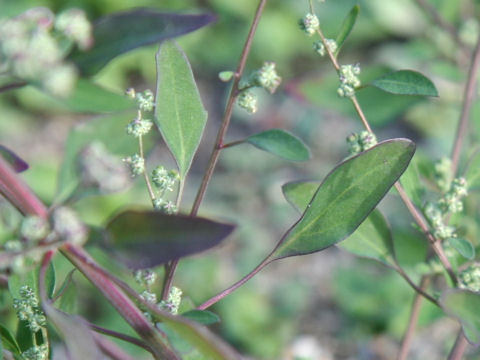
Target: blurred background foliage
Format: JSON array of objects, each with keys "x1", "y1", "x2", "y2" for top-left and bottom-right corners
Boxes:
[{"x1": 1, "y1": 0, "x2": 480, "y2": 359}]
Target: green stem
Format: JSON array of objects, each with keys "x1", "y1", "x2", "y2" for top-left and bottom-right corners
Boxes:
[{"x1": 138, "y1": 135, "x2": 156, "y2": 204}]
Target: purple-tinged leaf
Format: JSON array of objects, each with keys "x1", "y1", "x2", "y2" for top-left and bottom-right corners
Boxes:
[
  {"x1": 0, "y1": 145, "x2": 28, "y2": 173},
  {"x1": 70, "y1": 9, "x2": 216, "y2": 76},
  {"x1": 104, "y1": 211, "x2": 235, "y2": 269},
  {"x1": 42, "y1": 304, "x2": 103, "y2": 360}
]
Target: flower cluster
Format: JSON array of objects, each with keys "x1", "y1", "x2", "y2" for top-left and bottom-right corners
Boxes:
[
  {"x1": 313, "y1": 39, "x2": 337, "y2": 56},
  {"x1": 22, "y1": 344, "x2": 48, "y2": 360},
  {"x1": 346, "y1": 131, "x2": 377, "y2": 155},
  {"x1": 78, "y1": 142, "x2": 130, "y2": 194},
  {"x1": 123, "y1": 154, "x2": 145, "y2": 177},
  {"x1": 0, "y1": 7, "x2": 92, "y2": 96},
  {"x1": 237, "y1": 90, "x2": 258, "y2": 114},
  {"x1": 158, "y1": 286, "x2": 182, "y2": 315},
  {"x1": 425, "y1": 175, "x2": 468, "y2": 243},
  {"x1": 438, "y1": 177, "x2": 468, "y2": 214},
  {"x1": 134, "y1": 269, "x2": 157, "y2": 289},
  {"x1": 299, "y1": 13, "x2": 320, "y2": 36},
  {"x1": 237, "y1": 61, "x2": 281, "y2": 114},
  {"x1": 459, "y1": 263, "x2": 480, "y2": 292},
  {"x1": 51, "y1": 207, "x2": 88, "y2": 245},
  {"x1": 151, "y1": 166, "x2": 179, "y2": 214},
  {"x1": 13, "y1": 286, "x2": 46, "y2": 333},
  {"x1": 337, "y1": 64, "x2": 361, "y2": 97},
  {"x1": 434, "y1": 157, "x2": 453, "y2": 192},
  {"x1": 425, "y1": 203, "x2": 456, "y2": 240},
  {"x1": 20, "y1": 216, "x2": 49, "y2": 242}
]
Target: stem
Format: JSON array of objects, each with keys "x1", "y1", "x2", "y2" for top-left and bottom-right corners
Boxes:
[
  {"x1": 447, "y1": 330, "x2": 469, "y2": 360},
  {"x1": 197, "y1": 255, "x2": 272, "y2": 310},
  {"x1": 413, "y1": 0, "x2": 462, "y2": 46},
  {"x1": 0, "y1": 81, "x2": 27, "y2": 93},
  {"x1": 39, "y1": 251, "x2": 55, "y2": 357},
  {"x1": 395, "y1": 267, "x2": 438, "y2": 306},
  {"x1": 138, "y1": 136, "x2": 156, "y2": 203},
  {"x1": 87, "y1": 322, "x2": 152, "y2": 353},
  {"x1": 161, "y1": 0, "x2": 269, "y2": 299},
  {"x1": 220, "y1": 139, "x2": 245, "y2": 149},
  {"x1": 0, "y1": 156, "x2": 48, "y2": 218},
  {"x1": 308, "y1": 1, "x2": 458, "y2": 285},
  {"x1": 397, "y1": 276, "x2": 430, "y2": 360},
  {"x1": 451, "y1": 35, "x2": 480, "y2": 176},
  {"x1": 190, "y1": 0, "x2": 268, "y2": 216},
  {"x1": 61, "y1": 244, "x2": 180, "y2": 360},
  {"x1": 395, "y1": 183, "x2": 457, "y2": 285}
]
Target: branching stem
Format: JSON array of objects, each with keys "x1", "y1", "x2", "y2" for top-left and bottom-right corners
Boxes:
[{"x1": 161, "y1": 0, "x2": 269, "y2": 299}]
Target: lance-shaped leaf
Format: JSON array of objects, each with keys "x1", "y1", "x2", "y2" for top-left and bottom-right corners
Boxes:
[
  {"x1": 271, "y1": 139, "x2": 415, "y2": 260},
  {"x1": 154, "y1": 41, "x2": 208, "y2": 178},
  {"x1": 441, "y1": 289, "x2": 480, "y2": 345},
  {"x1": 282, "y1": 181, "x2": 397, "y2": 267},
  {"x1": 245, "y1": 129, "x2": 311, "y2": 162},
  {"x1": 0, "y1": 145, "x2": 28, "y2": 173},
  {"x1": 370, "y1": 70, "x2": 438, "y2": 97},
  {"x1": 335, "y1": 5, "x2": 359, "y2": 55},
  {"x1": 104, "y1": 211, "x2": 235, "y2": 269},
  {"x1": 70, "y1": 9, "x2": 216, "y2": 76}
]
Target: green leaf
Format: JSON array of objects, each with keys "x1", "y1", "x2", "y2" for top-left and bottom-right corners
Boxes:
[
  {"x1": 245, "y1": 129, "x2": 311, "y2": 162},
  {"x1": 53, "y1": 79, "x2": 135, "y2": 113},
  {"x1": 0, "y1": 323, "x2": 20, "y2": 354},
  {"x1": 335, "y1": 5, "x2": 359, "y2": 54},
  {"x1": 104, "y1": 211, "x2": 235, "y2": 269},
  {"x1": 154, "y1": 41, "x2": 208, "y2": 178},
  {"x1": 441, "y1": 290, "x2": 480, "y2": 344},
  {"x1": 153, "y1": 310, "x2": 239, "y2": 360},
  {"x1": 296, "y1": 66, "x2": 422, "y2": 127},
  {"x1": 339, "y1": 210, "x2": 396, "y2": 267},
  {"x1": 70, "y1": 10, "x2": 216, "y2": 76},
  {"x1": 282, "y1": 181, "x2": 397, "y2": 267},
  {"x1": 447, "y1": 238, "x2": 475, "y2": 260},
  {"x1": 271, "y1": 139, "x2": 415, "y2": 260},
  {"x1": 282, "y1": 181, "x2": 320, "y2": 213},
  {"x1": 399, "y1": 156, "x2": 424, "y2": 208},
  {"x1": 370, "y1": 70, "x2": 438, "y2": 97},
  {"x1": 181, "y1": 310, "x2": 221, "y2": 326}
]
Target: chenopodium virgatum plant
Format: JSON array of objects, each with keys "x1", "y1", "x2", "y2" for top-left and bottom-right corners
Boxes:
[{"x1": 0, "y1": 0, "x2": 480, "y2": 359}]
